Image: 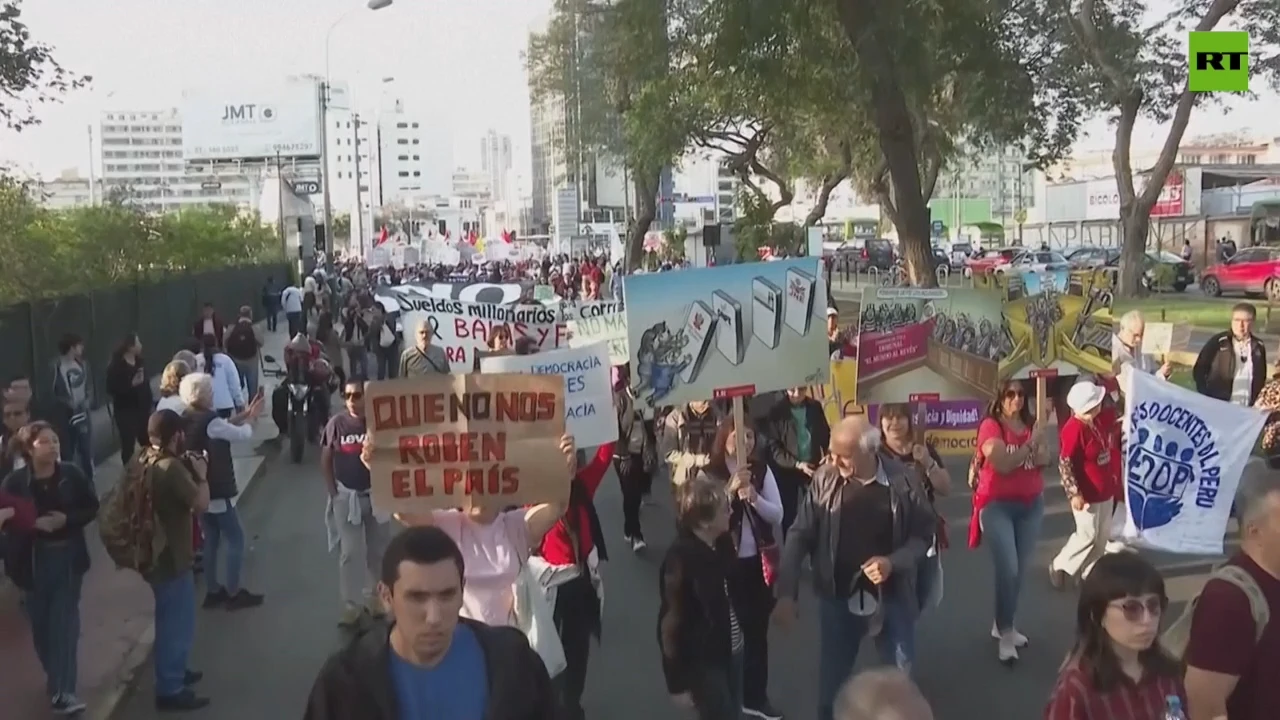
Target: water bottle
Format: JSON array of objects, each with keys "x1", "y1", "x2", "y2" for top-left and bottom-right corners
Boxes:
[{"x1": 1163, "y1": 695, "x2": 1187, "y2": 720}]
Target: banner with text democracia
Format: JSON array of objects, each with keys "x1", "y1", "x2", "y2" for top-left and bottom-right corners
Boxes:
[
  {"x1": 1121, "y1": 370, "x2": 1267, "y2": 554},
  {"x1": 367, "y1": 374, "x2": 568, "y2": 514},
  {"x1": 482, "y1": 343, "x2": 616, "y2": 448},
  {"x1": 397, "y1": 296, "x2": 625, "y2": 373}
]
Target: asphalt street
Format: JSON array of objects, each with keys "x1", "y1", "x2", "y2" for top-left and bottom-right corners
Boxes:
[{"x1": 110, "y1": 443, "x2": 1230, "y2": 720}]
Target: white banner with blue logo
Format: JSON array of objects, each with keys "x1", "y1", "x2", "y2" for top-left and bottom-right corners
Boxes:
[{"x1": 1121, "y1": 370, "x2": 1267, "y2": 555}]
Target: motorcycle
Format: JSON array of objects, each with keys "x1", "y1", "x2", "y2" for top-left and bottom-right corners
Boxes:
[{"x1": 263, "y1": 346, "x2": 335, "y2": 464}]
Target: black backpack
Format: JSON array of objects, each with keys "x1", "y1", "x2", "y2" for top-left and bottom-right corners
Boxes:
[{"x1": 225, "y1": 323, "x2": 257, "y2": 360}]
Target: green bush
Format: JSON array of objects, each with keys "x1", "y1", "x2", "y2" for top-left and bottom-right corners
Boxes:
[{"x1": 0, "y1": 174, "x2": 280, "y2": 304}]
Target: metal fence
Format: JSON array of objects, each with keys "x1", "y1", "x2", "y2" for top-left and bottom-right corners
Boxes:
[{"x1": 0, "y1": 262, "x2": 289, "y2": 413}]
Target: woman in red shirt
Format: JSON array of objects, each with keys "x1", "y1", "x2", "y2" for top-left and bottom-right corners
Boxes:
[
  {"x1": 1050, "y1": 381, "x2": 1125, "y2": 592},
  {"x1": 536, "y1": 440, "x2": 614, "y2": 720},
  {"x1": 971, "y1": 379, "x2": 1050, "y2": 666},
  {"x1": 1044, "y1": 552, "x2": 1184, "y2": 720}
]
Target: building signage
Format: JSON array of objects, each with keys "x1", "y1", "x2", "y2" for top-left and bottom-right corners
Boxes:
[
  {"x1": 1189, "y1": 31, "x2": 1249, "y2": 93},
  {"x1": 181, "y1": 78, "x2": 322, "y2": 162},
  {"x1": 1084, "y1": 170, "x2": 1185, "y2": 221},
  {"x1": 294, "y1": 179, "x2": 321, "y2": 195}
]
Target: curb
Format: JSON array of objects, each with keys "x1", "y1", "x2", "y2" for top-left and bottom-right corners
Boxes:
[{"x1": 89, "y1": 454, "x2": 273, "y2": 720}]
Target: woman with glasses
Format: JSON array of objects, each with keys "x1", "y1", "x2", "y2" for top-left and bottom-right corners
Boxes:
[
  {"x1": 1044, "y1": 553, "x2": 1183, "y2": 719},
  {"x1": 969, "y1": 379, "x2": 1050, "y2": 665}
]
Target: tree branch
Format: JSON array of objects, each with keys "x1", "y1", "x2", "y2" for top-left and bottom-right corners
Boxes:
[{"x1": 804, "y1": 141, "x2": 853, "y2": 227}]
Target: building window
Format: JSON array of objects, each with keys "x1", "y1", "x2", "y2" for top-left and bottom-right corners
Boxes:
[
  {"x1": 397, "y1": 122, "x2": 408, "y2": 129},
  {"x1": 337, "y1": 171, "x2": 343, "y2": 179},
  {"x1": 398, "y1": 155, "x2": 409, "y2": 161},
  {"x1": 413, "y1": 171, "x2": 421, "y2": 177},
  {"x1": 398, "y1": 139, "x2": 408, "y2": 145},
  {"x1": 398, "y1": 171, "x2": 409, "y2": 177},
  {"x1": 411, "y1": 139, "x2": 419, "y2": 145},
  {"x1": 411, "y1": 122, "x2": 419, "y2": 129},
  {"x1": 412, "y1": 155, "x2": 420, "y2": 161},
  {"x1": 1241, "y1": 155, "x2": 1258, "y2": 165}
]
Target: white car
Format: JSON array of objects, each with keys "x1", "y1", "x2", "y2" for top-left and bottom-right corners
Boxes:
[{"x1": 994, "y1": 250, "x2": 1070, "y2": 275}]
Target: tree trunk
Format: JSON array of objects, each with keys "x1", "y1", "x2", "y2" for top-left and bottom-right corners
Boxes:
[
  {"x1": 625, "y1": 168, "x2": 660, "y2": 272},
  {"x1": 1118, "y1": 210, "x2": 1149, "y2": 297},
  {"x1": 834, "y1": 0, "x2": 936, "y2": 288}
]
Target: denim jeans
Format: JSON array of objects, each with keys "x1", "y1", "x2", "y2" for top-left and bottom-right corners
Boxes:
[
  {"x1": 202, "y1": 508, "x2": 245, "y2": 594},
  {"x1": 375, "y1": 345, "x2": 398, "y2": 380},
  {"x1": 817, "y1": 592, "x2": 916, "y2": 720},
  {"x1": 346, "y1": 348, "x2": 369, "y2": 381},
  {"x1": 235, "y1": 359, "x2": 259, "y2": 401},
  {"x1": 689, "y1": 650, "x2": 743, "y2": 720},
  {"x1": 265, "y1": 306, "x2": 278, "y2": 332},
  {"x1": 916, "y1": 550, "x2": 943, "y2": 611},
  {"x1": 286, "y1": 311, "x2": 303, "y2": 337},
  {"x1": 979, "y1": 494, "x2": 1045, "y2": 633},
  {"x1": 59, "y1": 418, "x2": 94, "y2": 484},
  {"x1": 151, "y1": 571, "x2": 196, "y2": 697},
  {"x1": 23, "y1": 541, "x2": 83, "y2": 698}
]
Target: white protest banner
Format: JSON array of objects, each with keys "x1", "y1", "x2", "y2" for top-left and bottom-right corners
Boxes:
[
  {"x1": 560, "y1": 300, "x2": 625, "y2": 322},
  {"x1": 1122, "y1": 370, "x2": 1267, "y2": 554},
  {"x1": 567, "y1": 311, "x2": 628, "y2": 365},
  {"x1": 401, "y1": 298, "x2": 568, "y2": 372},
  {"x1": 481, "y1": 343, "x2": 617, "y2": 447}
]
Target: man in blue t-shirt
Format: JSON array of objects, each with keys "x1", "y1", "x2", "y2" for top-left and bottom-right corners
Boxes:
[{"x1": 303, "y1": 526, "x2": 557, "y2": 720}]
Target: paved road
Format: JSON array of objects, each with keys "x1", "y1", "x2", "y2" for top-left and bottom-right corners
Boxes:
[{"x1": 109, "y1": 445, "x2": 1229, "y2": 720}]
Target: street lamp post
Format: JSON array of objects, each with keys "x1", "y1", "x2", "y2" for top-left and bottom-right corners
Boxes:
[{"x1": 321, "y1": 0, "x2": 393, "y2": 262}]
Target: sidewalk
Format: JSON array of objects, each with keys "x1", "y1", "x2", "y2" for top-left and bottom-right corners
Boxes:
[{"x1": 0, "y1": 321, "x2": 292, "y2": 720}]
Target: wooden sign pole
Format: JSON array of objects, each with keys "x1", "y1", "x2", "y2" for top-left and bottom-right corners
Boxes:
[
  {"x1": 1035, "y1": 376, "x2": 1047, "y2": 427},
  {"x1": 732, "y1": 396, "x2": 747, "y2": 460}
]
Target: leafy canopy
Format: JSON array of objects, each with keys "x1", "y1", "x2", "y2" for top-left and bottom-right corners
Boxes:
[{"x1": 0, "y1": 0, "x2": 89, "y2": 131}]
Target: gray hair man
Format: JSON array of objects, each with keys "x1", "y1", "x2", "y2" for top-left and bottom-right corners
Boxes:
[
  {"x1": 835, "y1": 669, "x2": 934, "y2": 720},
  {"x1": 1112, "y1": 309, "x2": 1172, "y2": 380},
  {"x1": 398, "y1": 318, "x2": 451, "y2": 376},
  {"x1": 773, "y1": 415, "x2": 934, "y2": 720},
  {"x1": 1184, "y1": 459, "x2": 1280, "y2": 720}
]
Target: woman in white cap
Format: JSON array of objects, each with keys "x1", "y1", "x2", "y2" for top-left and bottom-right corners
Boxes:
[{"x1": 1049, "y1": 380, "x2": 1125, "y2": 591}]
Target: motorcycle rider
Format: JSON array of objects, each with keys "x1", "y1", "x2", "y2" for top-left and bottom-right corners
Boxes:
[{"x1": 272, "y1": 334, "x2": 335, "y2": 441}]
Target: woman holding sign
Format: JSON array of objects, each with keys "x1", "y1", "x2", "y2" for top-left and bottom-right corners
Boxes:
[
  {"x1": 362, "y1": 433, "x2": 578, "y2": 628},
  {"x1": 705, "y1": 415, "x2": 784, "y2": 720},
  {"x1": 969, "y1": 379, "x2": 1051, "y2": 666}
]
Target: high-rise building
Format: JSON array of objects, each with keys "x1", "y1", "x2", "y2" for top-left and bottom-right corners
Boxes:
[
  {"x1": 374, "y1": 94, "x2": 453, "y2": 203},
  {"x1": 480, "y1": 130, "x2": 513, "y2": 204},
  {"x1": 98, "y1": 108, "x2": 254, "y2": 211},
  {"x1": 323, "y1": 82, "x2": 376, "y2": 239},
  {"x1": 934, "y1": 145, "x2": 1035, "y2": 226}
]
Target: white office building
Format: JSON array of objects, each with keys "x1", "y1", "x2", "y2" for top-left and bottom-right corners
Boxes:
[
  {"x1": 98, "y1": 108, "x2": 255, "y2": 212},
  {"x1": 323, "y1": 84, "x2": 378, "y2": 247},
  {"x1": 451, "y1": 168, "x2": 492, "y2": 199},
  {"x1": 28, "y1": 173, "x2": 100, "y2": 210},
  {"x1": 480, "y1": 130, "x2": 513, "y2": 204},
  {"x1": 936, "y1": 145, "x2": 1036, "y2": 226}
]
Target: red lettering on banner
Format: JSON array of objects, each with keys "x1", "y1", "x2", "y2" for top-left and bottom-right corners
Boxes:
[
  {"x1": 389, "y1": 466, "x2": 521, "y2": 498},
  {"x1": 397, "y1": 431, "x2": 508, "y2": 464}
]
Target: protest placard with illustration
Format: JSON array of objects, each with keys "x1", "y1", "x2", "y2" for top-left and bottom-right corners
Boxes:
[{"x1": 366, "y1": 374, "x2": 568, "y2": 513}]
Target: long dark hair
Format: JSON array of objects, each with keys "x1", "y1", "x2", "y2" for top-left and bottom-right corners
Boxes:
[
  {"x1": 200, "y1": 333, "x2": 218, "y2": 377},
  {"x1": 986, "y1": 379, "x2": 1035, "y2": 429},
  {"x1": 113, "y1": 333, "x2": 140, "y2": 360},
  {"x1": 705, "y1": 414, "x2": 759, "y2": 480},
  {"x1": 1068, "y1": 553, "x2": 1179, "y2": 692}
]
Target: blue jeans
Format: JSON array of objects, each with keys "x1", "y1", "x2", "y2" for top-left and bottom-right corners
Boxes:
[
  {"x1": 817, "y1": 592, "x2": 916, "y2": 720},
  {"x1": 916, "y1": 551, "x2": 943, "y2": 611},
  {"x1": 202, "y1": 508, "x2": 245, "y2": 594},
  {"x1": 346, "y1": 348, "x2": 369, "y2": 381},
  {"x1": 59, "y1": 418, "x2": 94, "y2": 484},
  {"x1": 151, "y1": 571, "x2": 196, "y2": 697},
  {"x1": 235, "y1": 359, "x2": 259, "y2": 400},
  {"x1": 23, "y1": 542, "x2": 83, "y2": 697},
  {"x1": 690, "y1": 650, "x2": 743, "y2": 720},
  {"x1": 979, "y1": 494, "x2": 1045, "y2": 633}
]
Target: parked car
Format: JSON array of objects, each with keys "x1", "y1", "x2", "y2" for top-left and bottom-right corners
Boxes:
[
  {"x1": 1199, "y1": 246, "x2": 1280, "y2": 299},
  {"x1": 994, "y1": 250, "x2": 1070, "y2": 276},
  {"x1": 1101, "y1": 250, "x2": 1192, "y2": 292},
  {"x1": 931, "y1": 246, "x2": 950, "y2": 274},
  {"x1": 1065, "y1": 246, "x2": 1119, "y2": 270},
  {"x1": 964, "y1": 246, "x2": 1019, "y2": 277},
  {"x1": 949, "y1": 242, "x2": 973, "y2": 269},
  {"x1": 857, "y1": 238, "x2": 897, "y2": 272}
]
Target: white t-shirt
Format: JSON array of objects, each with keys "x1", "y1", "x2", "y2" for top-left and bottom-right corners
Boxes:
[{"x1": 1231, "y1": 338, "x2": 1254, "y2": 407}]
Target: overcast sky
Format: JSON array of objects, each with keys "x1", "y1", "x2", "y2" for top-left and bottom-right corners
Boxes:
[{"x1": 0, "y1": 0, "x2": 1276, "y2": 181}]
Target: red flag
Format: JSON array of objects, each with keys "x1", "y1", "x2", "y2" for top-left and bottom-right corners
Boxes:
[
  {"x1": 375, "y1": 227, "x2": 389, "y2": 247},
  {"x1": 501, "y1": 230, "x2": 513, "y2": 244}
]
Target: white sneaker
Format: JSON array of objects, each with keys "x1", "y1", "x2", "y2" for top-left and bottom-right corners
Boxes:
[
  {"x1": 991, "y1": 623, "x2": 1028, "y2": 648},
  {"x1": 631, "y1": 537, "x2": 647, "y2": 552},
  {"x1": 997, "y1": 634, "x2": 1019, "y2": 665}
]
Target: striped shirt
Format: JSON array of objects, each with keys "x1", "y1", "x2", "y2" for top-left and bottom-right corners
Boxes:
[
  {"x1": 1044, "y1": 664, "x2": 1185, "y2": 720},
  {"x1": 726, "y1": 580, "x2": 743, "y2": 652}
]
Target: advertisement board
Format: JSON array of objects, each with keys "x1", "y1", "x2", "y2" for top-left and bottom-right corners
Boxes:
[
  {"x1": 1084, "y1": 169, "x2": 1200, "y2": 221},
  {"x1": 181, "y1": 78, "x2": 322, "y2": 162}
]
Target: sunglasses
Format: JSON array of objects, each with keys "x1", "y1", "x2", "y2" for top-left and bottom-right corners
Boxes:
[
  {"x1": 344, "y1": 392, "x2": 364, "y2": 400},
  {"x1": 1110, "y1": 596, "x2": 1166, "y2": 622}
]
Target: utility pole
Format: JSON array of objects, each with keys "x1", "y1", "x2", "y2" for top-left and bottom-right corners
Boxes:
[
  {"x1": 86, "y1": 124, "x2": 97, "y2": 206},
  {"x1": 318, "y1": 80, "x2": 335, "y2": 270},
  {"x1": 276, "y1": 151, "x2": 288, "y2": 261}
]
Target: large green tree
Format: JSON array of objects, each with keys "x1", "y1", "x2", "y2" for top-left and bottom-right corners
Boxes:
[
  {"x1": 528, "y1": 0, "x2": 697, "y2": 270},
  {"x1": 0, "y1": 0, "x2": 88, "y2": 131},
  {"x1": 1055, "y1": 0, "x2": 1280, "y2": 297}
]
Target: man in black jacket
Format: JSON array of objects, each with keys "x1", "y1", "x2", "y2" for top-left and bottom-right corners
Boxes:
[
  {"x1": 1192, "y1": 302, "x2": 1267, "y2": 406},
  {"x1": 304, "y1": 525, "x2": 557, "y2": 720}
]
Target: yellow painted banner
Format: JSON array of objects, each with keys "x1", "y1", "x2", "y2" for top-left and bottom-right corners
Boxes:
[{"x1": 815, "y1": 359, "x2": 862, "y2": 427}]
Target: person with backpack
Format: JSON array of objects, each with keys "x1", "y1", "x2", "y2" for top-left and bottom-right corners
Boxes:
[
  {"x1": 0, "y1": 421, "x2": 99, "y2": 715},
  {"x1": 123, "y1": 409, "x2": 213, "y2": 711},
  {"x1": 224, "y1": 307, "x2": 262, "y2": 400},
  {"x1": 1180, "y1": 463, "x2": 1280, "y2": 720}
]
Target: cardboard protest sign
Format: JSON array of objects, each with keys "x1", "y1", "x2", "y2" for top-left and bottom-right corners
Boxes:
[
  {"x1": 568, "y1": 311, "x2": 628, "y2": 365},
  {"x1": 367, "y1": 374, "x2": 568, "y2": 513},
  {"x1": 481, "y1": 343, "x2": 617, "y2": 448}
]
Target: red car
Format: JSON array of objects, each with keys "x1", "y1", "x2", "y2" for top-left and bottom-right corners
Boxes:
[
  {"x1": 1199, "y1": 246, "x2": 1280, "y2": 300},
  {"x1": 963, "y1": 247, "x2": 1019, "y2": 277}
]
